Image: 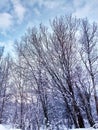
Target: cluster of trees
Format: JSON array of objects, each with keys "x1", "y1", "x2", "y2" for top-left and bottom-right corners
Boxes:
[{"x1": 0, "y1": 16, "x2": 98, "y2": 130}]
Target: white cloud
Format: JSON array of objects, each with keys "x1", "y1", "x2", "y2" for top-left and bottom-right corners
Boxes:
[
  {"x1": 0, "y1": 13, "x2": 13, "y2": 29},
  {"x1": 73, "y1": 4, "x2": 90, "y2": 18},
  {"x1": 24, "y1": 0, "x2": 66, "y2": 10},
  {"x1": 11, "y1": 0, "x2": 26, "y2": 23},
  {"x1": 38, "y1": 0, "x2": 66, "y2": 9},
  {"x1": 73, "y1": 0, "x2": 98, "y2": 22}
]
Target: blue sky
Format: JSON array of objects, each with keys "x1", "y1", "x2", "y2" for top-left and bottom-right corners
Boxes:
[{"x1": 0, "y1": 0, "x2": 98, "y2": 55}]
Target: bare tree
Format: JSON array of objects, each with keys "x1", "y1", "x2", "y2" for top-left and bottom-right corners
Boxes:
[
  {"x1": 23, "y1": 16, "x2": 85, "y2": 128},
  {"x1": 0, "y1": 55, "x2": 11, "y2": 124},
  {"x1": 6, "y1": 15, "x2": 98, "y2": 129},
  {"x1": 74, "y1": 65, "x2": 95, "y2": 126},
  {"x1": 80, "y1": 19, "x2": 98, "y2": 116}
]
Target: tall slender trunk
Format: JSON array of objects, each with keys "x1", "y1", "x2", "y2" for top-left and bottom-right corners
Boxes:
[
  {"x1": 67, "y1": 78, "x2": 85, "y2": 128},
  {"x1": 88, "y1": 55, "x2": 98, "y2": 115},
  {"x1": 73, "y1": 101, "x2": 85, "y2": 128},
  {"x1": 91, "y1": 74, "x2": 98, "y2": 115}
]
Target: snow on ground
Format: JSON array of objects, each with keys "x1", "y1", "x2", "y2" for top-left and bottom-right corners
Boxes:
[
  {"x1": 72, "y1": 128, "x2": 94, "y2": 130},
  {"x1": 0, "y1": 125, "x2": 7, "y2": 130},
  {"x1": 0, "y1": 124, "x2": 21, "y2": 130},
  {"x1": 0, "y1": 124, "x2": 97, "y2": 130},
  {"x1": 40, "y1": 127, "x2": 96, "y2": 130}
]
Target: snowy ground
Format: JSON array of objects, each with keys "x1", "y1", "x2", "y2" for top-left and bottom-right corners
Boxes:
[
  {"x1": 0, "y1": 124, "x2": 21, "y2": 130},
  {"x1": 0, "y1": 124, "x2": 97, "y2": 130}
]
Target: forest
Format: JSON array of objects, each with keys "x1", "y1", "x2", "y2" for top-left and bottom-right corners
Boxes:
[{"x1": 0, "y1": 15, "x2": 98, "y2": 130}]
